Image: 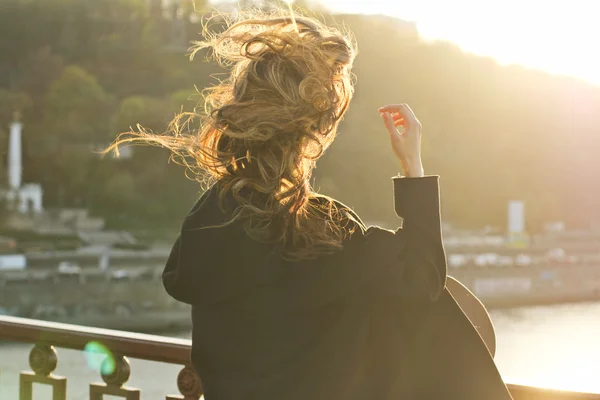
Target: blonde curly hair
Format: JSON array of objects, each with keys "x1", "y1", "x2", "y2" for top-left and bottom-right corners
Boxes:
[{"x1": 107, "y1": 7, "x2": 359, "y2": 260}]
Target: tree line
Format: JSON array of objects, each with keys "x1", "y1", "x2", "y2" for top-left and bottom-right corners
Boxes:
[{"x1": 0, "y1": 0, "x2": 598, "y2": 232}]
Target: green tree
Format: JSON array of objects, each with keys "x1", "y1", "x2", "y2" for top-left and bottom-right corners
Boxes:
[
  {"x1": 37, "y1": 66, "x2": 112, "y2": 207},
  {"x1": 0, "y1": 90, "x2": 33, "y2": 127},
  {"x1": 112, "y1": 89, "x2": 199, "y2": 137},
  {"x1": 13, "y1": 47, "x2": 65, "y2": 107},
  {"x1": 169, "y1": 89, "x2": 199, "y2": 111},
  {"x1": 100, "y1": 171, "x2": 138, "y2": 213},
  {"x1": 52, "y1": 147, "x2": 95, "y2": 207},
  {"x1": 0, "y1": 127, "x2": 6, "y2": 187},
  {"x1": 43, "y1": 66, "x2": 112, "y2": 147},
  {"x1": 112, "y1": 95, "x2": 169, "y2": 134}
]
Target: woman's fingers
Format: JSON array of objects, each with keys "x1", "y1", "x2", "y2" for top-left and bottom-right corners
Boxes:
[
  {"x1": 378, "y1": 103, "x2": 414, "y2": 115},
  {"x1": 390, "y1": 113, "x2": 405, "y2": 124},
  {"x1": 381, "y1": 112, "x2": 400, "y2": 138},
  {"x1": 390, "y1": 112, "x2": 406, "y2": 128},
  {"x1": 379, "y1": 103, "x2": 423, "y2": 176},
  {"x1": 378, "y1": 104, "x2": 419, "y2": 128}
]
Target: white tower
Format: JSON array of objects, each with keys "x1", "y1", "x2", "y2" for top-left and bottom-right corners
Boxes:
[
  {"x1": 507, "y1": 201, "x2": 525, "y2": 234},
  {"x1": 8, "y1": 118, "x2": 22, "y2": 190},
  {"x1": 2, "y1": 114, "x2": 44, "y2": 214},
  {"x1": 507, "y1": 200, "x2": 529, "y2": 248}
]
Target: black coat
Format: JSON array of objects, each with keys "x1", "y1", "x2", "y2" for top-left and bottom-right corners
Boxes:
[{"x1": 163, "y1": 176, "x2": 513, "y2": 400}]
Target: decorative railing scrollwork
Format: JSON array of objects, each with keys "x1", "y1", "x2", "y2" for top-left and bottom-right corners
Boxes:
[
  {"x1": 90, "y1": 355, "x2": 140, "y2": 400},
  {"x1": 0, "y1": 315, "x2": 201, "y2": 400},
  {"x1": 166, "y1": 365, "x2": 203, "y2": 400},
  {"x1": 20, "y1": 344, "x2": 67, "y2": 400}
]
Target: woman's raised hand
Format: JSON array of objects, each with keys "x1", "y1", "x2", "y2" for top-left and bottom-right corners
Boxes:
[{"x1": 378, "y1": 104, "x2": 424, "y2": 178}]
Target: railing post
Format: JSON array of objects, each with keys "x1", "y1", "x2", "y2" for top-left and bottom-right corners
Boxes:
[
  {"x1": 89, "y1": 355, "x2": 140, "y2": 400},
  {"x1": 19, "y1": 344, "x2": 67, "y2": 400},
  {"x1": 166, "y1": 365, "x2": 203, "y2": 400}
]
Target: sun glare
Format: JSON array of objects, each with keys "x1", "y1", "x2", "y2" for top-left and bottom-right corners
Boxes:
[{"x1": 322, "y1": 0, "x2": 600, "y2": 86}]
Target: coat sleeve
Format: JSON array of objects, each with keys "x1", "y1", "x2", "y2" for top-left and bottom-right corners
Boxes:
[
  {"x1": 335, "y1": 175, "x2": 447, "y2": 302},
  {"x1": 274, "y1": 175, "x2": 447, "y2": 308},
  {"x1": 391, "y1": 175, "x2": 447, "y2": 300}
]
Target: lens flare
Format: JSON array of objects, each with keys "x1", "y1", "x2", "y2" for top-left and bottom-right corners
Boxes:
[{"x1": 83, "y1": 341, "x2": 116, "y2": 375}]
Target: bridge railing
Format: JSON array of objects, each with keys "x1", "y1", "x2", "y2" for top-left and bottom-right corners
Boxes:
[
  {"x1": 0, "y1": 315, "x2": 201, "y2": 399},
  {"x1": 0, "y1": 315, "x2": 598, "y2": 400}
]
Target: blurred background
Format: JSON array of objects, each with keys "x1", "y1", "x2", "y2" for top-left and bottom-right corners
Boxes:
[{"x1": 1, "y1": 0, "x2": 599, "y2": 398}]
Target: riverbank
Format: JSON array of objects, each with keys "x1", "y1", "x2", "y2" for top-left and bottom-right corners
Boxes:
[{"x1": 450, "y1": 264, "x2": 600, "y2": 309}]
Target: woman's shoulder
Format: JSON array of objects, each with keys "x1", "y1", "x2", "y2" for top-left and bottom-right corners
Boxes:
[
  {"x1": 309, "y1": 194, "x2": 367, "y2": 234},
  {"x1": 182, "y1": 184, "x2": 228, "y2": 230}
]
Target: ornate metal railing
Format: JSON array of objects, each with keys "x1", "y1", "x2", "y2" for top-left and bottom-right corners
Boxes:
[
  {"x1": 0, "y1": 316, "x2": 201, "y2": 399},
  {"x1": 1, "y1": 315, "x2": 599, "y2": 400}
]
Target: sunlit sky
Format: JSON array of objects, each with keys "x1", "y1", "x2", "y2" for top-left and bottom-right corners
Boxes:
[{"x1": 306, "y1": 0, "x2": 600, "y2": 86}]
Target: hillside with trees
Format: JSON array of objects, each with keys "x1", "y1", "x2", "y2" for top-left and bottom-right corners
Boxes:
[{"x1": 1, "y1": 0, "x2": 598, "y2": 232}]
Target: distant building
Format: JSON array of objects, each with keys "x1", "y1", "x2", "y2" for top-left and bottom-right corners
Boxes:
[
  {"x1": 0, "y1": 115, "x2": 43, "y2": 214},
  {"x1": 507, "y1": 200, "x2": 530, "y2": 248}
]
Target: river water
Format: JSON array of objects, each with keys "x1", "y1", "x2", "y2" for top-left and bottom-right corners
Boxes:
[{"x1": 1, "y1": 302, "x2": 600, "y2": 399}]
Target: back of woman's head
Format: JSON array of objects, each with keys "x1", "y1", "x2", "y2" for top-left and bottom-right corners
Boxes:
[{"x1": 110, "y1": 7, "x2": 359, "y2": 260}]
